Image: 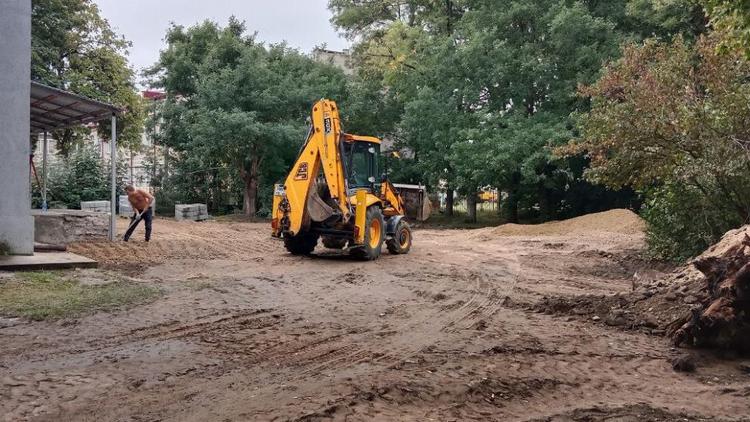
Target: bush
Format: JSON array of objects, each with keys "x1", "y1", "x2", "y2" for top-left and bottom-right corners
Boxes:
[
  {"x1": 32, "y1": 146, "x2": 126, "y2": 209},
  {"x1": 642, "y1": 183, "x2": 744, "y2": 261}
]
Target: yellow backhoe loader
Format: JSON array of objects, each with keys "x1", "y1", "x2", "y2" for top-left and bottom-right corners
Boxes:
[{"x1": 271, "y1": 99, "x2": 412, "y2": 260}]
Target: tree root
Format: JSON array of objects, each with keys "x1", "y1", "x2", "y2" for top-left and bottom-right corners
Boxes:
[{"x1": 670, "y1": 234, "x2": 750, "y2": 352}]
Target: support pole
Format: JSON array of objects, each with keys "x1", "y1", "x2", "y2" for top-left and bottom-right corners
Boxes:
[
  {"x1": 110, "y1": 114, "x2": 117, "y2": 241},
  {"x1": 42, "y1": 131, "x2": 48, "y2": 211}
]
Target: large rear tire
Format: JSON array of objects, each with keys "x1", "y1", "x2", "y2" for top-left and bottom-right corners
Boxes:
[
  {"x1": 284, "y1": 232, "x2": 319, "y2": 255},
  {"x1": 352, "y1": 207, "x2": 384, "y2": 261},
  {"x1": 386, "y1": 220, "x2": 412, "y2": 255}
]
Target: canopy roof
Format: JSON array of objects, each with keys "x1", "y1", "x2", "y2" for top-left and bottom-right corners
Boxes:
[{"x1": 30, "y1": 81, "x2": 122, "y2": 133}]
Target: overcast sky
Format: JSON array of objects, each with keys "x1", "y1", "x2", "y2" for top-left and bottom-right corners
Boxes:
[{"x1": 93, "y1": 0, "x2": 349, "y2": 80}]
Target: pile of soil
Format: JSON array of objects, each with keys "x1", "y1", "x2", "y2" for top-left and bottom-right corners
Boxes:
[
  {"x1": 536, "y1": 224, "x2": 750, "y2": 354},
  {"x1": 487, "y1": 209, "x2": 645, "y2": 237}
]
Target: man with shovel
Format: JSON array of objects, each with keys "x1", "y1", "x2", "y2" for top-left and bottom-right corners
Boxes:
[{"x1": 123, "y1": 185, "x2": 154, "y2": 242}]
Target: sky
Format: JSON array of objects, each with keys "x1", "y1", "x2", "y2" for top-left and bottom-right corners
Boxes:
[{"x1": 93, "y1": 0, "x2": 349, "y2": 80}]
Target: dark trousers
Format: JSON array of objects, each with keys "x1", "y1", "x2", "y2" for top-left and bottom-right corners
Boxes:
[{"x1": 123, "y1": 207, "x2": 153, "y2": 241}]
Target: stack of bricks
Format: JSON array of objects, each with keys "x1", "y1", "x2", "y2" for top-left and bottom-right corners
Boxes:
[
  {"x1": 80, "y1": 200, "x2": 110, "y2": 213},
  {"x1": 118, "y1": 195, "x2": 133, "y2": 215},
  {"x1": 175, "y1": 204, "x2": 209, "y2": 222}
]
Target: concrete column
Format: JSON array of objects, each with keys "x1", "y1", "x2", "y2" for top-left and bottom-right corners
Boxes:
[
  {"x1": 110, "y1": 115, "x2": 117, "y2": 241},
  {"x1": 0, "y1": 0, "x2": 33, "y2": 255}
]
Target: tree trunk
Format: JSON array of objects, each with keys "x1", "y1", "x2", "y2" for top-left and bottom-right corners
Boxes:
[
  {"x1": 445, "y1": 188, "x2": 454, "y2": 217},
  {"x1": 466, "y1": 190, "x2": 477, "y2": 223},
  {"x1": 538, "y1": 183, "x2": 552, "y2": 222},
  {"x1": 240, "y1": 156, "x2": 260, "y2": 217},
  {"x1": 505, "y1": 172, "x2": 521, "y2": 223}
]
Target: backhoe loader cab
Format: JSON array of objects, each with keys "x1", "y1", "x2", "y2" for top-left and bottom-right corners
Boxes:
[{"x1": 271, "y1": 99, "x2": 412, "y2": 260}]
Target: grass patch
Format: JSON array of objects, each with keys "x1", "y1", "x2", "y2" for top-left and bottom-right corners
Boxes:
[{"x1": 0, "y1": 271, "x2": 161, "y2": 320}]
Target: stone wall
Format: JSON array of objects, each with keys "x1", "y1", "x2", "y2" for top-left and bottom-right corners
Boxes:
[
  {"x1": 81, "y1": 200, "x2": 110, "y2": 213},
  {"x1": 33, "y1": 210, "x2": 109, "y2": 245},
  {"x1": 175, "y1": 204, "x2": 208, "y2": 222}
]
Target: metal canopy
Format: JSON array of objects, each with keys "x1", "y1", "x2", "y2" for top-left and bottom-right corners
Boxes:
[
  {"x1": 30, "y1": 81, "x2": 121, "y2": 241},
  {"x1": 30, "y1": 81, "x2": 122, "y2": 133}
]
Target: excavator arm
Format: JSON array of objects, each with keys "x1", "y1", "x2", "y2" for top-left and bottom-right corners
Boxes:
[
  {"x1": 274, "y1": 99, "x2": 350, "y2": 236},
  {"x1": 381, "y1": 180, "x2": 406, "y2": 217}
]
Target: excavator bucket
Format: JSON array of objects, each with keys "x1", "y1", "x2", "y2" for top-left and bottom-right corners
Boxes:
[{"x1": 306, "y1": 181, "x2": 336, "y2": 223}]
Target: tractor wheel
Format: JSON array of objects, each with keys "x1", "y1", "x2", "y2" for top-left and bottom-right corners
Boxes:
[
  {"x1": 386, "y1": 220, "x2": 412, "y2": 255},
  {"x1": 322, "y1": 236, "x2": 347, "y2": 249},
  {"x1": 352, "y1": 207, "x2": 385, "y2": 261},
  {"x1": 284, "y1": 232, "x2": 319, "y2": 255}
]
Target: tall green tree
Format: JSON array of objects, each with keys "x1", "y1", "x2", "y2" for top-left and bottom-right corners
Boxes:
[
  {"x1": 149, "y1": 19, "x2": 348, "y2": 216},
  {"x1": 330, "y1": 0, "x2": 705, "y2": 223},
  {"x1": 31, "y1": 0, "x2": 145, "y2": 155}
]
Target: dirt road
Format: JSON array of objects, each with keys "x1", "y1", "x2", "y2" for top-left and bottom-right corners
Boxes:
[{"x1": 1, "y1": 215, "x2": 749, "y2": 421}]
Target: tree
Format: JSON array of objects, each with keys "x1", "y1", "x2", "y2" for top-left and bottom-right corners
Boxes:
[
  {"x1": 149, "y1": 19, "x2": 348, "y2": 216},
  {"x1": 704, "y1": 0, "x2": 750, "y2": 54},
  {"x1": 31, "y1": 0, "x2": 145, "y2": 155},
  {"x1": 563, "y1": 33, "x2": 750, "y2": 259},
  {"x1": 330, "y1": 0, "x2": 705, "y2": 223}
]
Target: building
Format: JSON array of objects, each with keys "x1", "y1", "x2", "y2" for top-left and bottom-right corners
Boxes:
[{"x1": 312, "y1": 48, "x2": 354, "y2": 76}]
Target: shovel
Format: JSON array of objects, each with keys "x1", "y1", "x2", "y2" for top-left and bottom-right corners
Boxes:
[{"x1": 123, "y1": 209, "x2": 145, "y2": 241}]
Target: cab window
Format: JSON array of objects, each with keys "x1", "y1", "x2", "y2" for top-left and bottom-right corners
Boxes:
[{"x1": 346, "y1": 142, "x2": 379, "y2": 190}]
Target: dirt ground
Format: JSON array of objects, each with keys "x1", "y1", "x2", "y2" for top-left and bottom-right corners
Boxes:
[{"x1": 2, "y1": 212, "x2": 750, "y2": 421}]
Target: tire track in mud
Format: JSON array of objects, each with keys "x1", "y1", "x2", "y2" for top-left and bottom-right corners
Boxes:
[
  {"x1": 92, "y1": 308, "x2": 275, "y2": 348},
  {"x1": 28, "y1": 221, "x2": 742, "y2": 421},
  {"x1": 289, "y1": 262, "x2": 517, "y2": 378},
  {"x1": 5, "y1": 309, "x2": 279, "y2": 367},
  {"x1": 293, "y1": 339, "x2": 744, "y2": 422}
]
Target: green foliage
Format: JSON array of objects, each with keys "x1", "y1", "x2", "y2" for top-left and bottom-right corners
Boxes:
[
  {"x1": 704, "y1": 0, "x2": 750, "y2": 54},
  {"x1": 148, "y1": 19, "x2": 348, "y2": 216},
  {"x1": 31, "y1": 0, "x2": 145, "y2": 155},
  {"x1": 32, "y1": 146, "x2": 126, "y2": 209},
  {"x1": 567, "y1": 32, "x2": 750, "y2": 259},
  {"x1": 329, "y1": 0, "x2": 706, "y2": 224},
  {"x1": 642, "y1": 183, "x2": 743, "y2": 261},
  {"x1": 0, "y1": 271, "x2": 161, "y2": 321}
]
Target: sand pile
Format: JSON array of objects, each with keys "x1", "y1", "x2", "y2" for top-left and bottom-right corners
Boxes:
[{"x1": 488, "y1": 209, "x2": 645, "y2": 237}]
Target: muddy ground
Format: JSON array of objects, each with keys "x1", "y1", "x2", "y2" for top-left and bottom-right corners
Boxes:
[{"x1": 2, "y1": 216, "x2": 749, "y2": 421}]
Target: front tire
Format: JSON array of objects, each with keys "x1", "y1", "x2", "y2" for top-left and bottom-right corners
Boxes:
[
  {"x1": 352, "y1": 206, "x2": 384, "y2": 261},
  {"x1": 284, "y1": 232, "x2": 319, "y2": 255},
  {"x1": 386, "y1": 220, "x2": 412, "y2": 255}
]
